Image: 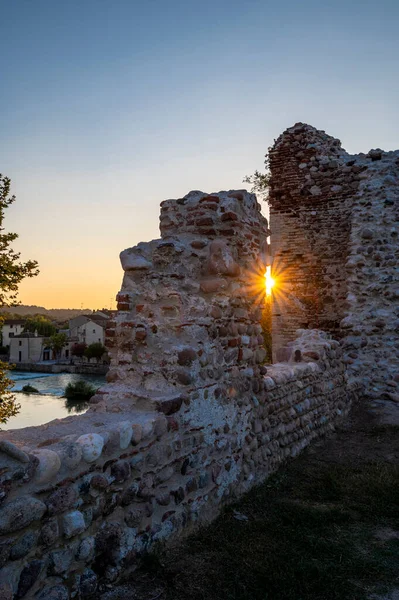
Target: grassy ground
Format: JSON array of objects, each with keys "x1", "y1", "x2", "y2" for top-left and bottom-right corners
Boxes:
[{"x1": 100, "y1": 403, "x2": 399, "y2": 600}]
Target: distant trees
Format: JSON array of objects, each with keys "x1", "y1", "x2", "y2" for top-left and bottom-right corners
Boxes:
[
  {"x1": 46, "y1": 333, "x2": 68, "y2": 360},
  {"x1": 24, "y1": 315, "x2": 56, "y2": 337},
  {"x1": 84, "y1": 342, "x2": 106, "y2": 363},
  {"x1": 0, "y1": 174, "x2": 39, "y2": 423}
]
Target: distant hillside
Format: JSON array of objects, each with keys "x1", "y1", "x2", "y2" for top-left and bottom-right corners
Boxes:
[{"x1": 0, "y1": 305, "x2": 93, "y2": 321}]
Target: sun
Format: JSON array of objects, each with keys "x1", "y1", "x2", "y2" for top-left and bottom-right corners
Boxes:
[{"x1": 265, "y1": 266, "x2": 275, "y2": 296}]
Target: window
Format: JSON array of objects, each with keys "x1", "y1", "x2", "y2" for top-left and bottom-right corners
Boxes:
[
  {"x1": 93, "y1": 329, "x2": 96, "y2": 333},
  {"x1": 10, "y1": 325, "x2": 13, "y2": 329},
  {"x1": 19, "y1": 341, "x2": 22, "y2": 346}
]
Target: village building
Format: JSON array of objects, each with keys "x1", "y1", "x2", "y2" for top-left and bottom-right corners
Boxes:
[
  {"x1": 0, "y1": 319, "x2": 25, "y2": 347},
  {"x1": 9, "y1": 332, "x2": 73, "y2": 364},
  {"x1": 68, "y1": 314, "x2": 108, "y2": 346}
]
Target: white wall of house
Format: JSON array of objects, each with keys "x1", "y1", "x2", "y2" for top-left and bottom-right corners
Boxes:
[
  {"x1": 9, "y1": 337, "x2": 74, "y2": 363},
  {"x1": 2, "y1": 323, "x2": 24, "y2": 347},
  {"x1": 69, "y1": 320, "x2": 105, "y2": 346},
  {"x1": 9, "y1": 337, "x2": 45, "y2": 363},
  {"x1": 83, "y1": 321, "x2": 104, "y2": 345}
]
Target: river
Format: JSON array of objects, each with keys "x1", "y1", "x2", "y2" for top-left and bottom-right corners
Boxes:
[{"x1": 4, "y1": 371, "x2": 106, "y2": 430}]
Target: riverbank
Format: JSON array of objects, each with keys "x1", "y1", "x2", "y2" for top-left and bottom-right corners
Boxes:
[{"x1": 7, "y1": 362, "x2": 108, "y2": 375}]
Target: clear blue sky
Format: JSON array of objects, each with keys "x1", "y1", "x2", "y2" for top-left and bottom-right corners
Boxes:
[{"x1": 1, "y1": 0, "x2": 398, "y2": 308}]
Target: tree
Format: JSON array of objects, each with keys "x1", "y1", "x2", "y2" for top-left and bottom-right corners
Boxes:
[
  {"x1": 71, "y1": 342, "x2": 87, "y2": 359},
  {"x1": 0, "y1": 363, "x2": 20, "y2": 423},
  {"x1": 84, "y1": 342, "x2": 106, "y2": 363},
  {"x1": 243, "y1": 151, "x2": 271, "y2": 202},
  {"x1": 0, "y1": 175, "x2": 39, "y2": 306},
  {"x1": 0, "y1": 175, "x2": 39, "y2": 423},
  {"x1": 46, "y1": 333, "x2": 67, "y2": 360},
  {"x1": 24, "y1": 315, "x2": 56, "y2": 337}
]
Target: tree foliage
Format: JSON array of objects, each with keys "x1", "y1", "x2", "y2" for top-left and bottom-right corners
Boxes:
[
  {"x1": 0, "y1": 175, "x2": 39, "y2": 423},
  {"x1": 0, "y1": 175, "x2": 39, "y2": 306},
  {"x1": 71, "y1": 342, "x2": 87, "y2": 358},
  {"x1": 24, "y1": 315, "x2": 56, "y2": 337},
  {"x1": 64, "y1": 380, "x2": 97, "y2": 400},
  {"x1": 0, "y1": 360, "x2": 20, "y2": 423},
  {"x1": 46, "y1": 333, "x2": 68, "y2": 359},
  {"x1": 84, "y1": 342, "x2": 106, "y2": 363},
  {"x1": 243, "y1": 152, "x2": 271, "y2": 202}
]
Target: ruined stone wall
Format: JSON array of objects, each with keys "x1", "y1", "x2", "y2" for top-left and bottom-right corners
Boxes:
[
  {"x1": 342, "y1": 149, "x2": 399, "y2": 398},
  {"x1": 269, "y1": 124, "x2": 399, "y2": 398},
  {"x1": 0, "y1": 190, "x2": 358, "y2": 599},
  {"x1": 268, "y1": 124, "x2": 363, "y2": 358}
]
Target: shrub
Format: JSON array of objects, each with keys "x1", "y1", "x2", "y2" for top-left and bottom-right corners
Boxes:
[
  {"x1": 64, "y1": 380, "x2": 97, "y2": 400},
  {"x1": 71, "y1": 342, "x2": 87, "y2": 358},
  {"x1": 84, "y1": 342, "x2": 106, "y2": 363},
  {"x1": 22, "y1": 384, "x2": 39, "y2": 394}
]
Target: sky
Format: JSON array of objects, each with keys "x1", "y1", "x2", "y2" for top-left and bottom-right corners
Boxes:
[{"x1": 1, "y1": 0, "x2": 398, "y2": 309}]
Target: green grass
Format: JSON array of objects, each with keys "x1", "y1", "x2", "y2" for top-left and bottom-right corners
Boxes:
[{"x1": 138, "y1": 423, "x2": 399, "y2": 600}]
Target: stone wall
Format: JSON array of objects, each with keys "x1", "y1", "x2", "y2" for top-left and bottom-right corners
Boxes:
[
  {"x1": 0, "y1": 189, "x2": 358, "y2": 599},
  {"x1": 269, "y1": 124, "x2": 399, "y2": 397},
  {"x1": 268, "y1": 124, "x2": 362, "y2": 356},
  {"x1": 342, "y1": 148, "x2": 399, "y2": 398}
]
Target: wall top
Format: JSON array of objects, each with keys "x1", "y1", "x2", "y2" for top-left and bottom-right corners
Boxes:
[{"x1": 159, "y1": 189, "x2": 268, "y2": 240}]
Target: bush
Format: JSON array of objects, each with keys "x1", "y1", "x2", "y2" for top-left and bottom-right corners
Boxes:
[
  {"x1": 22, "y1": 384, "x2": 39, "y2": 394},
  {"x1": 71, "y1": 342, "x2": 87, "y2": 358},
  {"x1": 64, "y1": 380, "x2": 97, "y2": 400},
  {"x1": 84, "y1": 342, "x2": 106, "y2": 363}
]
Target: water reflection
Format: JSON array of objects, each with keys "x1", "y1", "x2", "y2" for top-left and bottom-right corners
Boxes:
[
  {"x1": 4, "y1": 371, "x2": 106, "y2": 430},
  {"x1": 64, "y1": 397, "x2": 90, "y2": 414}
]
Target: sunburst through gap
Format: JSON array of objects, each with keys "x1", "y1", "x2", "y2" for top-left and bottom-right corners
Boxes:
[{"x1": 265, "y1": 265, "x2": 275, "y2": 296}]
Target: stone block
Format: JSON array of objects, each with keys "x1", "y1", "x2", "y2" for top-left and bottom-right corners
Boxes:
[
  {"x1": 0, "y1": 497, "x2": 46, "y2": 535},
  {"x1": 62, "y1": 511, "x2": 86, "y2": 539}
]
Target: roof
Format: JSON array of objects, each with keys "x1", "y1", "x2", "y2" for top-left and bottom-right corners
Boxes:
[
  {"x1": 94, "y1": 309, "x2": 113, "y2": 317},
  {"x1": 69, "y1": 314, "x2": 108, "y2": 328},
  {"x1": 12, "y1": 332, "x2": 46, "y2": 339},
  {"x1": 3, "y1": 319, "x2": 25, "y2": 326},
  {"x1": 85, "y1": 314, "x2": 108, "y2": 326}
]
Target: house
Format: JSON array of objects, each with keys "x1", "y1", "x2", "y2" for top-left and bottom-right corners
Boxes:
[
  {"x1": 93, "y1": 309, "x2": 114, "y2": 319},
  {"x1": 68, "y1": 314, "x2": 108, "y2": 346},
  {"x1": 9, "y1": 332, "x2": 46, "y2": 363},
  {"x1": 1, "y1": 319, "x2": 25, "y2": 347},
  {"x1": 9, "y1": 332, "x2": 73, "y2": 363}
]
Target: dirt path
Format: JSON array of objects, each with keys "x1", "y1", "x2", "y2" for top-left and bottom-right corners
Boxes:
[{"x1": 99, "y1": 399, "x2": 399, "y2": 600}]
